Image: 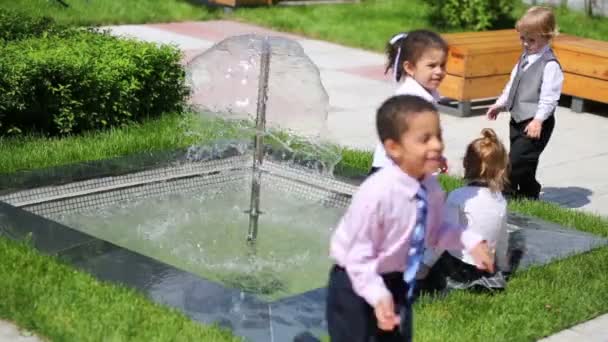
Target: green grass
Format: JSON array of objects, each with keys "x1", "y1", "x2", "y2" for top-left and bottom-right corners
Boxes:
[
  {"x1": 0, "y1": 237, "x2": 241, "y2": 342},
  {"x1": 2, "y1": 0, "x2": 606, "y2": 48},
  {"x1": 0, "y1": 112, "x2": 345, "y2": 176},
  {"x1": 0, "y1": 0, "x2": 219, "y2": 26},
  {"x1": 232, "y1": 0, "x2": 434, "y2": 52},
  {"x1": 2, "y1": 118, "x2": 608, "y2": 340},
  {"x1": 229, "y1": 0, "x2": 608, "y2": 52},
  {"x1": 550, "y1": 5, "x2": 608, "y2": 41},
  {"x1": 414, "y1": 246, "x2": 608, "y2": 341},
  {"x1": 412, "y1": 191, "x2": 608, "y2": 341},
  {"x1": 0, "y1": 113, "x2": 234, "y2": 174}
]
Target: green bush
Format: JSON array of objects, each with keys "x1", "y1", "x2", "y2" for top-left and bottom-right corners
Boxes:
[
  {"x1": 0, "y1": 30, "x2": 189, "y2": 135},
  {"x1": 428, "y1": 0, "x2": 514, "y2": 31},
  {"x1": 0, "y1": 8, "x2": 62, "y2": 42}
]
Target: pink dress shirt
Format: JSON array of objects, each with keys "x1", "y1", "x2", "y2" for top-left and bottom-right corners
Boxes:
[{"x1": 329, "y1": 162, "x2": 483, "y2": 306}]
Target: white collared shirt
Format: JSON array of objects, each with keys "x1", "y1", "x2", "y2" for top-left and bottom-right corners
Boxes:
[
  {"x1": 494, "y1": 44, "x2": 564, "y2": 122},
  {"x1": 371, "y1": 77, "x2": 441, "y2": 168},
  {"x1": 422, "y1": 185, "x2": 510, "y2": 272}
]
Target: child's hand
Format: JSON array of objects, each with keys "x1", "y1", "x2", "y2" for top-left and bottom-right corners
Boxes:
[
  {"x1": 486, "y1": 105, "x2": 502, "y2": 120},
  {"x1": 469, "y1": 241, "x2": 495, "y2": 273},
  {"x1": 524, "y1": 119, "x2": 543, "y2": 139},
  {"x1": 374, "y1": 295, "x2": 400, "y2": 331}
]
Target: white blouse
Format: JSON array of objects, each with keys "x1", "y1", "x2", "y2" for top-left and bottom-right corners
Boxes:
[{"x1": 423, "y1": 185, "x2": 510, "y2": 272}]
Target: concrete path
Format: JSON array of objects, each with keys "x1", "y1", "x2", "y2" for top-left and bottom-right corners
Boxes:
[
  {"x1": 0, "y1": 320, "x2": 42, "y2": 342},
  {"x1": 100, "y1": 20, "x2": 608, "y2": 341},
  {"x1": 538, "y1": 313, "x2": 608, "y2": 342}
]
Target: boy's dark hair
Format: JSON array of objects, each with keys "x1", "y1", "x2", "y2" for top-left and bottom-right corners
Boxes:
[
  {"x1": 385, "y1": 29, "x2": 448, "y2": 82},
  {"x1": 376, "y1": 95, "x2": 438, "y2": 143}
]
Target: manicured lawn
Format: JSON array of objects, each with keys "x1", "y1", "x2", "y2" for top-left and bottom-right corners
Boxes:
[
  {"x1": 4, "y1": 0, "x2": 606, "y2": 50},
  {"x1": 0, "y1": 113, "x2": 215, "y2": 175},
  {"x1": 0, "y1": 0, "x2": 219, "y2": 26},
  {"x1": 229, "y1": 0, "x2": 608, "y2": 51},
  {"x1": 0, "y1": 237, "x2": 242, "y2": 342}
]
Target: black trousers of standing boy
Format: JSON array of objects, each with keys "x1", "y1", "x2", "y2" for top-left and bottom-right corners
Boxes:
[
  {"x1": 326, "y1": 265, "x2": 409, "y2": 342},
  {"x1": 508, "y1": 115, "x2": 555, "y2": 200}
]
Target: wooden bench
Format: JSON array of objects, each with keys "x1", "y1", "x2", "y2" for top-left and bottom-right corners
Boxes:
[
  {"x1": 438, "y1": 30, "x2": 608, "y2": 116},
  {"x1": 553, "y1": 35, "x2": 608, "y2": 113}
]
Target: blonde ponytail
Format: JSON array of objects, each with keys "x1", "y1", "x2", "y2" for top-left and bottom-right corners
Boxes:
[{"x1": 463, "y1": 128, "x2": 509, "y2": 192}]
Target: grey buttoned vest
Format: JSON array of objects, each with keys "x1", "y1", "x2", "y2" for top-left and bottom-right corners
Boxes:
[{"x1": 505, "y1": 49, "x2": 561, "y2": 123}]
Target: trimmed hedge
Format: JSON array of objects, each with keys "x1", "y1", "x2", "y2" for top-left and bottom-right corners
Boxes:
[
  {"x1": 0, "y1": 8, "x2": 59, "y2": 42},
  {"x1": 0, "y1": 30, "x2": 188, "y2": 135}
]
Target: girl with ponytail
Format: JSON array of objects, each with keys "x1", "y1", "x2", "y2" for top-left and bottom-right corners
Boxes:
[
  {"x1": 370, "y1": 29, "x2": 450, "y2": 175},
  {"x1": 417, "y1": 128, "x2": 511, "y2": 293}
]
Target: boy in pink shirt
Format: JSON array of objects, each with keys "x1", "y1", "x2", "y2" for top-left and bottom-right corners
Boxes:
[{"x1": 326, "y1": 95, "x2": 494, "y2": 342}]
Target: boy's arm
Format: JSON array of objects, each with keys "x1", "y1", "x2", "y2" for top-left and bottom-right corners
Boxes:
[
  {"x1": 493, "y1": 63, "x2": 518, "y2": 109},
  {"x1": 341, "y1": 200, "x2": 391, "y2": 307},
  {"x1": 534, "y1": 61, "x2": 564, "y2": 121}
]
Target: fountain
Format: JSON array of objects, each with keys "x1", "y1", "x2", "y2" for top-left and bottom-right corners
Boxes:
[
  {"x1": 0, "y1": 34, "x2": 355, "y2": 341},
  {"x1": 184, "y1": 33, "x2": 344, "y2": 249},
  {"x1": 1, "y1": 34, "x2": 607, "y2": 342}
]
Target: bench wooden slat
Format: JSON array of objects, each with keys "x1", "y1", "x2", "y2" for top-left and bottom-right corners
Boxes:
[
  {"x1": 440, "y1": 74, "x2": 510, "y2": 100},
  {"x1": 442, "y1": 29, "x2": 516, "y2": 40},
  {"x1": 447, "y1": 49, "x2": 519, "y2": 77},
  {"x1": 563, "y1": 72, "x2": 608, "y2": 103},
  {"x1": 555, "y1": 49, "x2": 608, "y2": 81},
  {"x1": 446, "y1": 36, "x2": 520, "y2": 46},
  {"x1": 554, "y1": 40, "x2": 608, "y2": 58}
]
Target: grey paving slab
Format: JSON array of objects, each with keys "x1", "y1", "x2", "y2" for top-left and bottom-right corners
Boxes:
[
  {"x1": 539, "y1": 314, "x2": 608, "y2": 341},
  {"x1": 298, "y1": 39, "x2": 385, "y2": 69},
  {"x1": 0, "y1": 321, "x2": 42, "y2": 342},
  {"x1": 570, "y1": 314, "x2": 608, "y2": 339},
  {"x1": 538, "y1": 328, "x2": 587, "y2": 342},
  {"x1": 102, "y1": 25, "x2": 214, "y2": 50}
]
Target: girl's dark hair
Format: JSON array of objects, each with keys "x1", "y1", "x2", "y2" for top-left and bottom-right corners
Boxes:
[
  {"x1": 385, "y1": 29, "x2": 449, "y2": 82},
  {"x1": 376, "y1": 95, "x2": 437, "y2": 143}
]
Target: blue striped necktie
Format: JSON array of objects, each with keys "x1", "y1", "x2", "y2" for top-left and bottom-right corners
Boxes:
[
  {"x1": 403, "y1": 184, "x2": 428, "y2": 301},
  {"x1": 401, "y1": 185, "x2": 428, "y2": 341}
]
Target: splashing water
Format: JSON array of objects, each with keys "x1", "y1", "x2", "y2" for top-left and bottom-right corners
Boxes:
[
  {"x1": 53, "y1": 181, "x2": 344, "y2": 300},
  {"x1": 184, "y1": 34, "x2": 341, "y2": 176}
]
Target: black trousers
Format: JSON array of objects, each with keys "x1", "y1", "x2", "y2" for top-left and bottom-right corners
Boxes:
[
  {"x1": 508, "y1": 115, "x2": 555, "y2": 200},
  {"x1": 326, "y1": 265, "x2": 410, "y2": 342},
  {"x1": 368, "y1": 166, "x2": 381, "y2": 176},
  {"x1": 417, "y1": 252, "x2": 504, "y2": 294}
]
